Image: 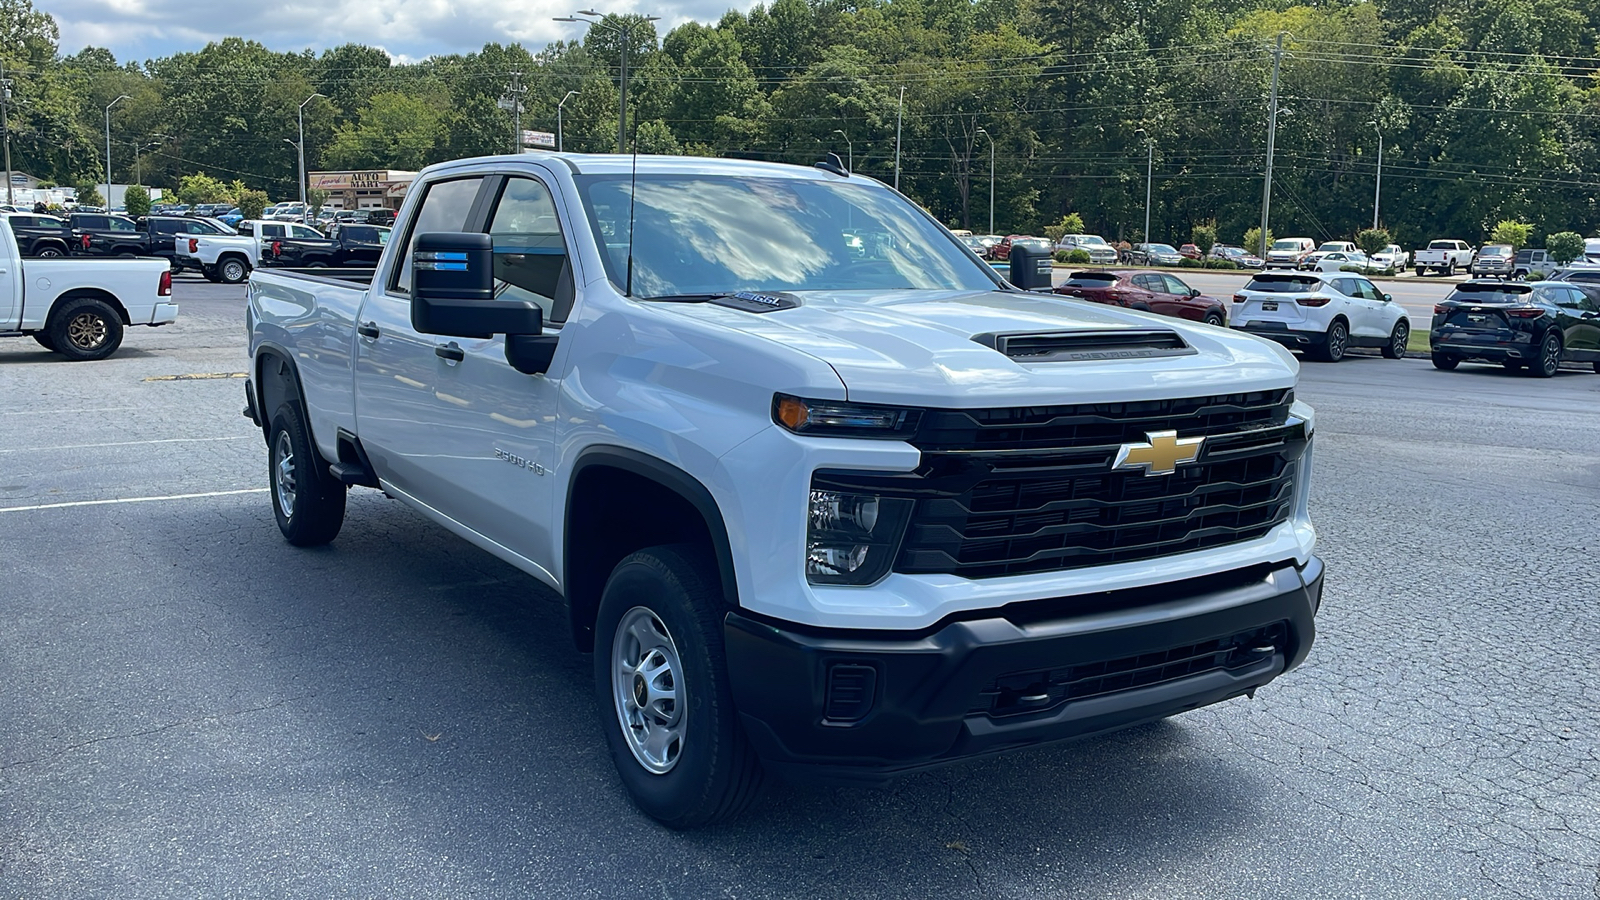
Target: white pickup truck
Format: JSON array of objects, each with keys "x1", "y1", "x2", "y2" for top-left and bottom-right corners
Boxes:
[
  {"x1": 175, "y1": 219, "x2": 325, "y2": 284},
  {"x1": 245, "y1": 154, "x2": 1324, "y2": 827},
  {"x1": 1414, "y1": 239, "x2": 1475, "y2": 276},
  {"x1": 1, "y1": 211, "x2": 176, "y2": 360}
]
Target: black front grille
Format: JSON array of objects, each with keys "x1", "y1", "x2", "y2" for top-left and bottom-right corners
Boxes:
[
  {"x1": 854, "y1": 389, "x2": 1304, "y2": 579},
  {"x1": 972, "y1": 623, "x2": 1288, "y2": 718}
]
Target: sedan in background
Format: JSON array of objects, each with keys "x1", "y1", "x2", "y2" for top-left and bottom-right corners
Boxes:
[
  {"x1": 1131, "y1": 242, "x2": 1184, "y2": 265},
  {"x1": 1210, "y1": 245, "x2": 1264, "y2": 268},
  {"x1": 1430, "y1": 280, "x2": 1600, "y2": 376},
  {"x1": 1053, "y1": 270, "x2": 1228, "y2": 326},
  {"x1": 1302, "y1": 250, "x2": 1382, "y2": 274},
  {"x1": 1230, "y1": 270, "x2": 1410, "y2": 362},
  {"x1": 991, "y1": 234, "x2": 1052, "y2": 261}
]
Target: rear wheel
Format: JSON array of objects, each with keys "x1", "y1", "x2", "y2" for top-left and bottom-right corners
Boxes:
[
  {"x1": 1446, "y1": 261, "x2": 1456, "y2": 276},
  {"x1": 219, "y1": 257, "x2": 250, "y2": 284},
  {"x1": 267, "y1": 405, "x2": 346, "y2": 546},
  {"x1": 1415, "y1": 267, "x2": 1425, "y2": 277},
  {"x1": 1593, "y1": 360, "x2": 1600, "y2": 375},
  {"x1": 47, "y1": 296, "x2": 124, "y2": 361},
  {"x1": 1529, "y1": 332, "x2": 1562, "y2": 378},
  {"x1": 594, "y1": 546, "x2": 764, "y2": 828},
  {"x1": 35, "y1": 245, "x2": 64, "y2": 259},
  {"x1": 1382, "y1": 320, "x2": 1409, "y2": 359},
  {"x1": 1311, "y1": 320, "x2": 1348, "y2": 362},
  {"x1": 1431, "y1": 353, "x2": 1460, "y2": 371}
]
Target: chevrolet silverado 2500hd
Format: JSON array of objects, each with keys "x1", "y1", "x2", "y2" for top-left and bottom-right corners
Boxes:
[
  {"x1": 2, "y1": 212, "x2": 175, "y2": 359},
  {"x1": 245, "y1": 154, "x2": 1323, "y2": 828}
]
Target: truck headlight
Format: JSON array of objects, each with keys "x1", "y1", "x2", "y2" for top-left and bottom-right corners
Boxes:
[
  {"x1": 806, "y1": 489, "x2": 913, "y2": 585},
  {"x1": 774, "y1": 394, "x2": 921, "y2": 439}
]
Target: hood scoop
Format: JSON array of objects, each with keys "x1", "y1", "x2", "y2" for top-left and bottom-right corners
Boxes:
[{"x1": 974, "y1": 329, "x2": 1197, "y2": 362}]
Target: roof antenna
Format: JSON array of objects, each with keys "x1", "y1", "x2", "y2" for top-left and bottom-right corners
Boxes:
[
  {"x1": 625, "y1": 127, "x2": 639, "y2": 298},
  {"x1": 814, "y1": 152, "x2": 849, "y2": 178}
]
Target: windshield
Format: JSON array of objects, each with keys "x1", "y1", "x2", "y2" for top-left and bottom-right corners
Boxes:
[
  {"x1": 1079, "y1": 236, "x2": 1109, "y2": 247},
  {"x1": 573, "y1": 174, "x2": 1001, "y2": 298},
  {"x1": 1245, "y1": 275, "x2": 1323, "y2": 293},
  {"x1": 1148, "y1": 244, "x2": 1177, "y2": 254},
  {"x1": 1479, "y1": 246, "x2": 1511, "y2": 257},
  {"x1": 1270, "y1": 240, "x2": 1302, "y2": 251},
  {"x1": 1317, "y1": 243, "x2": 1345, "y2": 252}
]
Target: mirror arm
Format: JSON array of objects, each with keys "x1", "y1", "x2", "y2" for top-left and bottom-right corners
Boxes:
[{"x1": 506, "y1": 334, "x2": 559, "y2": 375}]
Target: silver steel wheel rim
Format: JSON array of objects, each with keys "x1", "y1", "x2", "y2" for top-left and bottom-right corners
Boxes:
[
  {"x1": 273, "y1": 430, "x2": 297, "y2": 517},
  {"x1": 223, "y1": 261, "x2": 245, "y2": 282},
  {"x1": 66, "y1": 312, "x2": 107, "y2": 350},
  {"x1": 612, "y1": 606, "x2": 686, "y2": 775}
]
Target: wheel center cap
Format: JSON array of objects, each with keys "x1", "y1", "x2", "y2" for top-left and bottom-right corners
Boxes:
[{"x1": 632, "y1": 673, "x2": 648, "y2": 708}]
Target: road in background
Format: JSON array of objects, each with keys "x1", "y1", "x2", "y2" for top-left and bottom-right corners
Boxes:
[{"x1": 3, "y1": 280, "x2": 1598, "y2": 898}]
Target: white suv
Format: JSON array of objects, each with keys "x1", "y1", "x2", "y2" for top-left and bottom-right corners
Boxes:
[{"x1": 1230, "y1": 271, "x2": 1410, "y2": 361}]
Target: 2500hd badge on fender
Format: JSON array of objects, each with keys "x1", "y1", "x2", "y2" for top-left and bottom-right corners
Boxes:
[{"x1": 245, "y1": 153, "x2": 1324, "y2": 828}]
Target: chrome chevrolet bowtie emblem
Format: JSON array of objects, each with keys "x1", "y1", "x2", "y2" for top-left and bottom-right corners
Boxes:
[{"x1": 1113, "y1": 430, "x2": 1205, "y2": 476}]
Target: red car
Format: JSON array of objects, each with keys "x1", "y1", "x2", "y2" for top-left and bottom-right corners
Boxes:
[
  {"x1": 1053, "y1": 270, "x2": 1228, "y2": 326},
  {"x1": 1178, "y1": 243, "x2": 1203, "y2": 260},
  {"x1": 990, "y1": 234, "x2": 1051, "y2": 261}
]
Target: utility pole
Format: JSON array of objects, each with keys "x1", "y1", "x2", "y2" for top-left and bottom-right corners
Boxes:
[
  {"x1": 1258, "y1": 32, "x2": 1284, "y2": 259},
  {"x1": 298, "y1": 93, "x2": 323, "y2": 219},
  {"x1": 1136, "y1": 129, "x2": 1153, "y2": 250},
  {"x1": 2, "y1": 62, "x2": 14, "y2": 207},
  {"x1": 1372, "y1": 126, "x2": 1383, "y2": 230},
  {"x1": 976, "y1": 127, "x2": 994, "y2": 234},
  {"x1": 105, "y1": 94, "x2": 130, "y2": 210},
  {"x1": 894, "y1": 86, "x2": 905, "y2": 190},
  {"x1": 502, "y1": 72, "x2": 527, "y2": 154}
]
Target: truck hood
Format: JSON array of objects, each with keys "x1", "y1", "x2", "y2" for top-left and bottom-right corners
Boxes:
[{"x1": 652, "y1": 289, "x2": 1297, "y2": 407}]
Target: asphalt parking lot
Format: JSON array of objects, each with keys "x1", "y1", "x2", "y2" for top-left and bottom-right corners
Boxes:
[{"x1": 3, "y1": 277, "x2": 1598, "y2": 898}]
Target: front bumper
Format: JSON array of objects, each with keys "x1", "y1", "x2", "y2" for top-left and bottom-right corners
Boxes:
[{"x1": 726, "y1": 557, "x2": 1322, "y2": 785}]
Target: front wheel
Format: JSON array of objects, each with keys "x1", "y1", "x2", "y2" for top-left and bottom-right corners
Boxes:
[
  {"x1": 1529, "y1": 332, "x2": 1562, "y2": 378},
  {"x1": 1431, "y1": 353, "x2": 1460, "y2": 371},
  {"x1": 47, "y1": 296, "x2": 124, "y2": 361},
  {"x1": 1202, "y1": 310, "x2": 1225, "y2": 327},
  {"x1": 268, "y1": 405, "x2": 346, "y2": 546},
  {"x1": 594, "y1": 546, "x2": 763, "y2": 828},
  {"x1": 1382, "y1": 320, "x2": 1409, "y2": 359}
]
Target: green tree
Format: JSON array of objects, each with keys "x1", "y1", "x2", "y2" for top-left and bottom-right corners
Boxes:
[
  {"x1": 236, "y1": 188, "x2": 268, "y2": 220},
  {"x1": 1043, "y1": 213, "x2": 1086, "y2": 242},
  {"x1": 1191, "y1": 221, "x2": 1217, "y2": 255},
  {"x1": 324, "y1": 91, "x2": 444, "y2": 171},
  {"x1": 1546, "y1": 231, "x2": 1584, "y2": 265},
  {"x1": 123, "y1": 184, "x2": 151, "y2": 217},
  {"x1": 1242, "y1": 227, "x2": 1274, "y2": 257},
  {"x1": 307, "y1": 187, "x2": 328, "y2": 216},
  {"x1": 1356, "y1": 228, "x2": 1392, "y2": 256},
  {"x1": 74, "y1": 180, "x2": 103, "y2": 207},
  {"x1": 1490, "y1": 220, "x2": 1533, "y2": 249},
  {"x1": 177, "y1": 173, "x2": 233, "y2": 205},
  {"x1": 632, "y1": 119, "x2": 681, "y2": 155}
]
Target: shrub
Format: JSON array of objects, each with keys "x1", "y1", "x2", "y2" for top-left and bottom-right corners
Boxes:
[
  {"x1": 1043, "y1": 213, "x2": 1087, "y2": 243},
  {"x1": 1190, "y1": 222, "x2": 1217, "y2": 256},
  {"x1": 307, "y1": 188, "x2": 329, "y2": 217},
  {"x1": 236, "y1": 189, "x2": 269, "y2": 220},
  {"x1": 74, "y1": 181, "x2": 104, "y2": 208},
  {"x1": 1203, "y1": 258, "x2": 1239, "y2": 270},
  {"x1": 1528, "y1": 270, "x2": 1546, "y2": 281},
  {"x1": 1490, "y1": 220, "x2": 1533, "y2": 250},
  {"x1": 1067, "y1": 249, "x2": 1091, "y2": 264},
  {"x1": 1052, "y1": 249, "x2": 1072, "y2": 263},
  {"x1": 124, "y1": 184, "x2": 152, "y2": 218},
  {"x1": 1356, "y1": 227, "x2": 1391, "y2": 256},
  {"x1": 1178, "y1": 257, "x2": 1202, "y2": 268},
  {"x1": 1545, "y1": 231, "x2": 1584, "y2": 265}
]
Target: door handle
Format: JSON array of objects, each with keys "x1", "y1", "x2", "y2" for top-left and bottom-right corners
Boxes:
[
  {"x1": 357, "y1": 322, "x2": 380, "y2": 339},
  {"x1": 434, "y1": 343, "x2": 465, "y2": 363}
]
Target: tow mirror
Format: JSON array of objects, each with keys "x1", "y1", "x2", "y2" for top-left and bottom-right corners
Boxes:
[{"x1": 410, "y1": 231, "x2": 559, "y2": 375}]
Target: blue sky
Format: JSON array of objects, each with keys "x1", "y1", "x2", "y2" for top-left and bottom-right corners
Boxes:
[{"x1": 49, "y1": 0, "x2": 745, "y2": 65}]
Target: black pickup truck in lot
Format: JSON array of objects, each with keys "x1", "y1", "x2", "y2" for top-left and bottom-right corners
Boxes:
[
  {"x1": 2, "y1": 212, "x2": 74, "y2": 257},
  {"x1": 262, "y1": 223, "x2": 390, "y2": 268},
  {"x1": 68, "y1": 213, "x2": 234, "y2": 269}
]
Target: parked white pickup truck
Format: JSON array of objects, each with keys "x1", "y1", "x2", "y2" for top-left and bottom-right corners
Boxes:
[
  {"x1": 174, "y1": 219, "x2": 326, "y2": 284},
  {"x1": 1, "y1": 210, "x2": 176, "y2": 360},
  {"x1": 246, "y1": 154, "x2": 1323, "y2": 827},
  {"x1": 1414, "y1": 240, "x2": 1474, "y2": 276}
]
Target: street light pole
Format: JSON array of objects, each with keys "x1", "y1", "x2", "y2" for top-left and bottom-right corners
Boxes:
[
  {"x1": 1139, "y1": 132, "x2": 1153, "y2": 250},
  {"x1": 2, "y1": 62, "x2": 14, "y2": 207},
  {"x1": 555, "y1": 11, "x2": 659, "y2": 154},
  {"x1": 831, "y1": 129, "x2": 852, "y2": 172},
  {"x1": 558, "y1": 90, "x2": 579, "y2": 152},
  {"x1": 1372, "y1": 126, "x2": 1383, "y2": 231},
  {"x1": 298, "y1": 93, "x2": 323, "y2": 220},
  {"x1": 1258, "y1": 32, "x2": 1285, "y2": 259},
  {"x1": 894, "y1": 86, "x2": 905, "y2": 190},
  {"x1": 105, "y1": 94, "x2": 130, "y2": 209},
  {"x1": 976, "y1": 127, "x2": 994, "y2": 234}
]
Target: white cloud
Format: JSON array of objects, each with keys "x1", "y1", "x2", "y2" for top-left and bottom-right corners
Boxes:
[{"x1": 51, "y1": 0, "x2": 748, "y2": 64}]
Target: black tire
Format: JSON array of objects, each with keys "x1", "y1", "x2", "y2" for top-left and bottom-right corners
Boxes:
[
  {"x1": 594, "y1": 546, "x2": 764, "y2": 829},
  {"x1": 1414, "y1": 267, "x2": 1425, "y2": 277},
  {"x1": 1529, "y1": 331, "x2": 1561, "y2": 378},
  {"x1": 267, "y1": 405, "x2": 346, "y2": 546},
  {"x1": 1446, "y1": 261, "x2": 1456, "y2": 276},
  {"x1": 46, "y1": 296, "x2": 124, "y2": 361},
  {"x1": 1202, "y1": 310, "x2": 1225, "y2": 327},
  {"x1": 1311, "y1": 319, "x2": 1349, "y2": 362},
  {"x1": 1593, "y1": 360, "x2": 1600, "y2": 375},
  {"x1": 34, "y1": 244, "x2": 64, "y2": 259},
  {"x1": 1431, "y1": 353, "x2": 1459, "y2": 371},
  {"x1": 32, "y1": 332, "x2": 58, "y2": 352},
  {"x1": 219, "y1": 257, "x2": 250, "y2": 284},
  {"x1": 1382, "y1": 320, "x2": 1409, "y2": 359},
  {"x1": 202, "y1": 265, "x2": 221, "y2": 283}
]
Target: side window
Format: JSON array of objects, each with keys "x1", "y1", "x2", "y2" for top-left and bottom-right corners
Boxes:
[
  {"x1": 261, "y1": 224, "x2": 285, "y2": 239},
  {"x1": 1329, "y1": 278, "x2": 1354, "y2": 297},
  {"x1": 110, "y1": 218, "x2": 136, "y2": 232},
  {"x1": 1354, "y1": 279, "x2": 1381, "y2": 301},
  {"x1": 391, "y1": 177, "x2": 485, "y2": 295},
  {"x1": 237, "y1": 222, "x2": 254, "y2": 236},
  {"x1": 486, "y1": 176, "x2": 574, "y2": 324},
  {"x1": 1163, "y1": 275, "x2": 1191, "y2": 295}
]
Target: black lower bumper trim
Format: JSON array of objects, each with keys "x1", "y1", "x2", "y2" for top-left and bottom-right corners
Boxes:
[
  {"x1": 725, "y1": 557, "x2": 1322, "y2": 786},
  {"x1": 1239, "y1": 325, "x2": 1317, "y2": 347}
]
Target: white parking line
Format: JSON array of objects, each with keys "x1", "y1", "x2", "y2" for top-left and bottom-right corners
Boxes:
[
  {"x1": 0, "y1": 436, "x2": 251, "y2": 454},
  {"x1": 0, "y1": 489, "x2": 268, "y2": 513}
]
